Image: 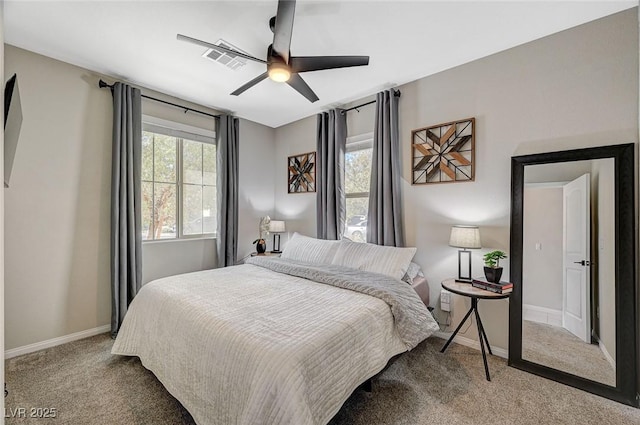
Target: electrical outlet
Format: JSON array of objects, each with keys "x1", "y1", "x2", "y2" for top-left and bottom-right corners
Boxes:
[
  {"x1": 440, "y1": 289, "x2": 451, "y2": 312},
  {"x1": 440, "y1": 291, "x2": 450, "y2": 303}
]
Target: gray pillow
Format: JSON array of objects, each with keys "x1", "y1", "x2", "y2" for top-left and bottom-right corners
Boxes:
[{"x1": 401, "y1": 262, "x2": 423, "y2": 284}]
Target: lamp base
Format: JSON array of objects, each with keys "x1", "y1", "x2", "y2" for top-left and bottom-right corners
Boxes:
[
  {"x1": 457, "y1": 249, "x2": 473, "y2": 283},
  {"x1": 270, "y1": 250, "x2": 282, "y2": 254},
  {"x1": 272, "y1": 233, "x2": 280, "y2": 253}
]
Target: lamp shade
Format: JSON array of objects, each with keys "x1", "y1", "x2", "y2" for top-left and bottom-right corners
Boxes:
[
  {"x1": 449, "y1": 225, "x2": 481, "y2": 249},
  {"x1": 269, "y1": 220, "x2": 286, "y2": 233}
]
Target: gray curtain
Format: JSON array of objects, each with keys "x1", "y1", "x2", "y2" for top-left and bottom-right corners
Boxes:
[
  {"x1": 367, "y1": 89, "x2": 404, "y2": 247},
  {"x1": 110, "y1": 82, "x2": 142, "y2": 337},
  {"x1": 216, "y1": 114, "x2": 239, "y2": 267},
  {"x1": 316, "y1": 109, "x2": 346, "y2": 240}
]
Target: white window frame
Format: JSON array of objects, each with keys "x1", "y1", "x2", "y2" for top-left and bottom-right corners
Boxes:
[{"x1": 142, "y1": 115, "x2": 217, "y2": 242}]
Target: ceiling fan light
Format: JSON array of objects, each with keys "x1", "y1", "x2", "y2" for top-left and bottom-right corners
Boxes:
[{"x1": 268, "y1": 64, "x2": 291, "y2": 82}]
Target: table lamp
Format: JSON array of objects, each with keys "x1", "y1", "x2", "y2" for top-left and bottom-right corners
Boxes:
[
  {"x1": 449, "y1": 225, "x2": 481, "y2": 283},
  {"x1": 269, "y1": 220, "x2": 286, "y2": 253}
]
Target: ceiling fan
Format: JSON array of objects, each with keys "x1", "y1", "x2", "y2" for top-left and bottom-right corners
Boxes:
[{"x1": 177, "y1": 0, "x2": 369, "y2": 103}]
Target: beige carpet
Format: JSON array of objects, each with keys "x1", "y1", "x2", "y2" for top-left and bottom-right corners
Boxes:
[
  {"x1": 522, "y1": 320, "x2": 616, "y2": 386},
  {"x1": 5, "y1": 333, "x2": 640, "y2": 425}
]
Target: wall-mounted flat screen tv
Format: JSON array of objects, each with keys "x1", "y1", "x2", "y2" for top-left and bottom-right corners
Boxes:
[{"x1": 4, "y1": 73, "x2": 23, "y2": 188}]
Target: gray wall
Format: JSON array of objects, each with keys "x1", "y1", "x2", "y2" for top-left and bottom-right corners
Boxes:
[
  {"x1": 274, "y1": 117, "x2": 317, "y2": 237},
  {"x1": 274, "y1": 9, "x2": 639, "y2": 352},
  {"x1": 236, "y1": 118, "x2": 277, "y2": 259},
  {"x1": 4, "y1": 45, "x2": 113, "y2": 350},
  {"x1": 524, "y1": 161, "x2": 592, "y2": 184},
  {"x1": 522, "y1": 186, "x2": 563, "y2": 311},
  {"x1": 3, "y1": 45, "x2": 275, "y2": 350}
]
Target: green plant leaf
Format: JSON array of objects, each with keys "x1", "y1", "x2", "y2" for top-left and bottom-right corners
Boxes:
[{"x1": 483, "y1": 250, "x2": 507, "y2": 268}]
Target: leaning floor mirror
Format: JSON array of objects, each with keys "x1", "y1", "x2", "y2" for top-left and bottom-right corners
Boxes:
[{"x1": 509, "y1": 143, "x2": 638, "y2": 407}]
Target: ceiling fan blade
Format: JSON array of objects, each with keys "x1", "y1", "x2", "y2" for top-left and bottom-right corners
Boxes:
[
  {"x1": 287, "y1": 74, "x2": 319, "y2": 103},
  {"x1": 289, "y1": 56, "x2": 369, "y2": 73},
  {"x1": 272, "y1": 0, "x2": 296, "y2": 63},
  {"x1": 231, "y1": 72, "x2": 269, "y2": 96},
  {"x1": 177, "y1": 34, "x2": 267, "y2": 64}
]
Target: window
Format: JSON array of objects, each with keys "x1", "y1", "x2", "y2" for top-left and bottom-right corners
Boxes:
[
  {"x1": 141, "y1": 119, "x2": 216, "y2": 241},
  {"x1": 344, "y1": 134, "x2": 373, "y2": 243}
]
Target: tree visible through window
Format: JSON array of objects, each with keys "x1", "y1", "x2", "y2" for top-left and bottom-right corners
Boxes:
[
  {"x1": 344, "y1": 137, "x2": 373, "y2": 243},
  {"x1": 142, "y1": 126, "x2": 216, "y2": 241}
]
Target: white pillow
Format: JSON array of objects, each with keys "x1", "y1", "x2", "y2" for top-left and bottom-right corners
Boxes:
[
  {"x1": 331, "y1": 239, "x2": 417, "y2": 280},
  {"x1": 280, "y1": 233, "x2": 340, "y2": 265}
]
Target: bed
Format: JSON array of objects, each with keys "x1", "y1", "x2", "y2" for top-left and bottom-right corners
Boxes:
[{"x1": 112, "y1": 234, "x2": 439, "y2": 425}]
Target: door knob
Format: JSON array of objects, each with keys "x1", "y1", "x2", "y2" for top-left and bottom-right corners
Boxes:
[{"x1": 573, "y1": 260, "x2": 591, "y2": 266}]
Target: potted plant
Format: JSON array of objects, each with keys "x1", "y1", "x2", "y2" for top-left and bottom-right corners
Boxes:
[
  {"x1": 253, "y1": 216, "x2": 270, "y2": 254},
  {"x1": 483, "y1": 250, "x2": 507, "y2": 283}
]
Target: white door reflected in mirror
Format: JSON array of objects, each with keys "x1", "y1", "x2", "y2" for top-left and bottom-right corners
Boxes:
[{"x1": 562, "y1": 174, "x2": 590, "y2": 343}]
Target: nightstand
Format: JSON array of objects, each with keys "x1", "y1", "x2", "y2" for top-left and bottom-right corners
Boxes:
[{"x1": 440, "y1": 278, "x2": 510, "y2": 381}]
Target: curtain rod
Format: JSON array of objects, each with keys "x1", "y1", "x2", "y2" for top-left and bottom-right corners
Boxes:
[
  {"x1": 341, "y1": 89, "x2": 401, "y2": 114},
  {"x1": 98, "y1": 80, "x2": 220, "y2": 119}
]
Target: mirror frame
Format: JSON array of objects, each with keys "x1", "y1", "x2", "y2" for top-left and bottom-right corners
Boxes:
[{"x1": 509, "y1": 143, "x2": 638, "y2": 407}]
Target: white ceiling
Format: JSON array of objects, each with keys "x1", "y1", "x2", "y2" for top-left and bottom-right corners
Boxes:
[{"x1": 4, "y1": 1, "x2": 637, "y2": 128}]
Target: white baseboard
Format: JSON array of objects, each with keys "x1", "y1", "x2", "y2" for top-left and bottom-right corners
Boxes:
[
  {"x1": 434, "y1": 331, "x2": 508, "y2": 359},
  {"x1": 4, "y1": 325, "x2": 110, "y2": 359},
  {"x1": 523, "y1": 304, "x2": 562, "y2": 327}
]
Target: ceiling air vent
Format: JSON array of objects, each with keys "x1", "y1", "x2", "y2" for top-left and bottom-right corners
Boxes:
[{"x1": 202, "y1": 39, "x2": 249, "y2": 71}]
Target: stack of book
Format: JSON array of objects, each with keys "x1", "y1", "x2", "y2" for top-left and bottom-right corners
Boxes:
[{"x1": 472, "y1": 278, "x2": 513, "y2": 294}]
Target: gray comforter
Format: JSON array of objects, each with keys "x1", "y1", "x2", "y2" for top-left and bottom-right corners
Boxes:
[{"x1": 245, "y1": 256, "x2": 439, "y2": 349}]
